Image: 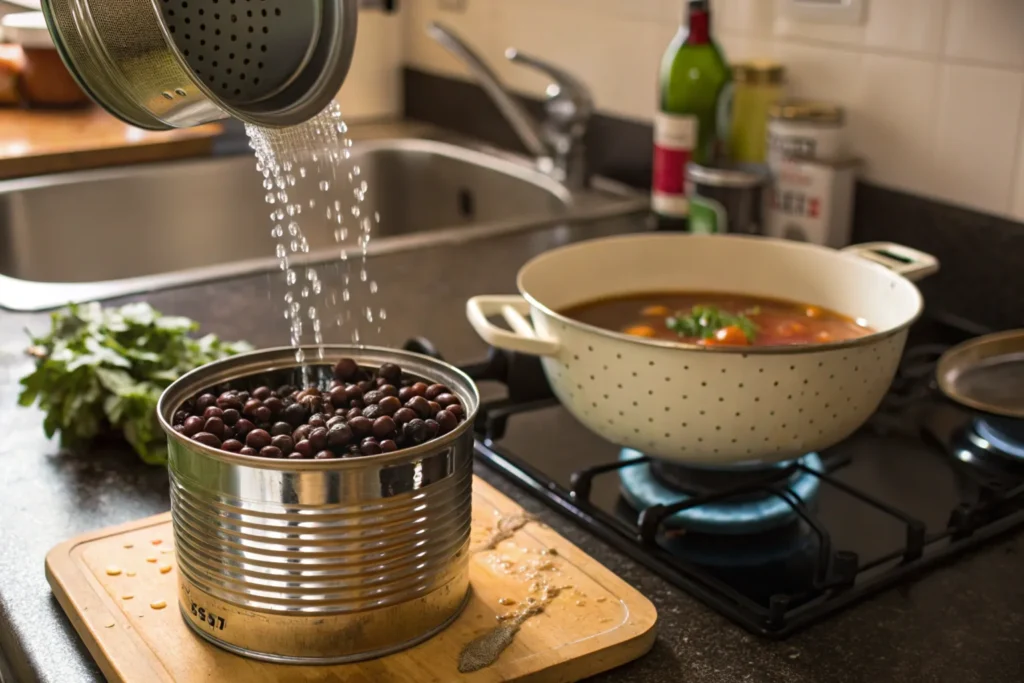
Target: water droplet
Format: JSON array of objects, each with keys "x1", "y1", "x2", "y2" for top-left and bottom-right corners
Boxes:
[
  {"x1": 342, "y1": 290, "x2": 351, "y2": 302},
  {"x1": 312, "y1": 281, "x2": 322, "y2": 294},
  {"x1": 379, "y1": 309, "x2": 387, "y2": 320},
  {"x1": 263, "y1": 178, "x2": 274, "y2": 190},
  {"x1": 289, "y1": 239, "x2": 299, "y2": 252},
  {"x1": 271, "y1": 225, "x2": 283, "y2": 238},
  {"x1": 288, "y1": 221, "x2": 299, "y2": 236},
  {"x1": 353, "y1": 165, "x2": 361, "y2": 176},
  {"x1": 275, "y1": 244, "x2": 286, "y2": 258},
  {"x1": 286, "y1": 270, "x2": 297, "y2": 286},
  {"x1": 265, "y1": 193, "x2": 276, "y2": 204},
  {"x1": 299, "y1": 167, "x2": 307, "y2": 178},
  {"x1": 309, "y1": 198, "x2": 316, "y2": 209},
  {"x1": 319, "y1": 180, "x2": 330, "y2": 192},
  {"x1": 369, "y1": 281, "x2": 378, "y2": 294}
]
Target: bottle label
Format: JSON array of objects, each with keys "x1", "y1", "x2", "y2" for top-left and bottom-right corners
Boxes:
[
  {"x1": 689, "y1": 195, "x2": 728, "y2": 234},
  {"x1": 652, "y1": 113, "x2": 698, "y2": 217}
]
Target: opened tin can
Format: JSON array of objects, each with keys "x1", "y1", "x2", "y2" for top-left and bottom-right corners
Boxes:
[{"x1": 157, "y1": 346, "x2": 478, "y2": 664}]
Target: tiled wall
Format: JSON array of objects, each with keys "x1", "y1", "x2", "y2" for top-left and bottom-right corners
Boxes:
[{"x1": 399, "y1": 0, "x2": 1024, "y2": 222}]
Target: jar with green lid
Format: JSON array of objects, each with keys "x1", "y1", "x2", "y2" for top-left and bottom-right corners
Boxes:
[{"x1": 727, "y1": 61, "x2": 785, "y2": 163}]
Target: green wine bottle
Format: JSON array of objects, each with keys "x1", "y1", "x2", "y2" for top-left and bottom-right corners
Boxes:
[{"x1": 652, "y1": 0, "x2": 731, "y2": 231}]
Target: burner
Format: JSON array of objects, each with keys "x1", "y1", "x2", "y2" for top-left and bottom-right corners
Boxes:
[
  {"x1": 953, "y1": 415, "x2": 1024, "y2": 472},
  {"x1": 618, "y1": 450, "x2": 824, "y2": 535}
]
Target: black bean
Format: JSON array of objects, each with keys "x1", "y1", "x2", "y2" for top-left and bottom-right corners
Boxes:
[
  {"x1": 240, "y1": 446, "x2": 258, "y2": 456},
  {"x1": 362, "y1": 404, "x2": 383, "y2": 420},
  {"x1": 204, "y1": 417, "x2": 226, "y2": 440},
  {"x1": 221, "y1": 439, "x2": 243, "y2": 453},
  {"x1": 380, "y1": 439, "x2": 398, "y2": 453},
  {"x1": 270, "y1": 421, "x2": 291, "y2": 437},
  {"x1": 236, "y1": 391, "x2": 251, "y2": 403},
  {"x1": 435, "y1": 410, "x2": 458, "y2": 434},
  {"x1": 253, "y1": 406, "x2": 272, "y2": 424},
  {"x1": 403, "y1": 418, "x2": 428, "y2": 445},
  {"x1": 333, "y1": 358, "x2": 359, "y2": 381},
  {"x1": 327, "y1": 423, "x2": 353, "y2": 448},
  {"x1": 393, "y1": 407, "x2": 417, "y2": 425},
  {"x1": 377, "y1": 395, "x2": 401, "y2": 416},
  {"x1": 360, "y1": 438, "x2": 383, "y2": 456},
  {"x1": 252, "y1": 386, "x2": 273, "y2": 400},
  {"x1": 193, "y1": 432, "x2": 221, "y2": 448},
  {"x1": 234, "y1": 418, "x2": 256, "y2": 438},
  {"x1": 271, "y1": 435, "x2": 294, "y2": 453},
  {"x1": 326, "y1": 415, "x2": 346, "y2": 430},
  {"x1": 406, "y1": 396, "x2": 432, "y2": 419},
  {"x1": 219, "y1": 393, "x2": 244, "y2": 411},
  {"x1": 283, "y1": 402, "x2": 307, "y2": 428},
  {"x1": 221, "y1": 426, "x2": 235, "y2": 441},
  {"x1": 377, "y1": 384, "x2": 398, "y2": 399},
  {"x1": 246, "y1": 429, "x2": 272, "y2": 450},
  {"x1": 398, "y1": 386, "x2": 416, "y2": 402},
  {"x1": 315, "y1": 450, "x2": 336, "y2": 460},
  {"x1": 308, "y1": 427, "x2": 329, "y2": 452},
  {"x1": 354, "y1": 380, "x2": 372, "y2": 393},
  {"x1": 243, "y1": 399, "x2": 262, "y2": 416},
  {"x1": 264, "y1": 396, "x2": 284, "y2": 416},
  {"x1": 306, "y1": 414, "x2": 325, "y2": 430},
  {"x1": 349, "y1": 416, "x2": 373, "y2": 438},
  {"x1": 346, "y1": 407, "x2": 364, "y2": 421},
  {"x1": 425, "y1": 418, "x2": 440, "y2": 439},
  {"x1": 363, "y1": 390, "x2": 383, "y2": 405},
  {"x1": 173, "y1": 424, "x2": 186, "y2": 434},
  {"x1": 196, "y1": 393, "x2": 217, "y2": 411},
  {"x1": 435, "y1": 393, "x2": 460, "y2": 408},
  {"x1": 259, "y1": 446, "x2": 283, "y2": 459},
  {"x1": 182, "y1": 416, "x2": 205, "y2": 437},
  {"x1": 173, "y1": 410, "x2": 189, "y2": 425},
  {"x1": 329, "y1": 385, "x2": 348, "y2": 407},
  {"x1": 294, "y1": 440, "x2": 313, "y2": 458},
  {"x1": 292, "y1": 424, "x2": 312, "y2": 443},
  {"x1": 378, "y1": 362, "x2": 402, "y2": 384},
  {"x1": 428, "y1": 401, "x2": 441, "y2": 418},
  {"x1": 277, "y1": 385, "x2": 297, "y2": 397},
  {"x1": 286, "y1": 452, "x2": 304, "y2": 459},
  {"x1": 448, "y1": 404, "x2": 465, "y2": 420},
  {"x1": 410, "y1": 382, "x2": 429, "y2": 397},
  {"x1": 372, "y1": 416, "x2": 396, "y2": 440},
  {"x1": 345, "y1": 385, "x2": 364, "y2": 403},
  {"x1": 221, "y1": 408, "x2": 240, "y2": 426},
  {"x1": 425, "y1": 384, "x2": 449, "y2": 400}
]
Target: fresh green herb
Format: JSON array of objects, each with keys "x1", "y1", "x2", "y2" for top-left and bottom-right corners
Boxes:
[
  {"x1": 18, "y1": 302, "x2": 252, "y2": 464},
  {"x1": 666, "y1": 305, "x2": 760, "y2": 342}
]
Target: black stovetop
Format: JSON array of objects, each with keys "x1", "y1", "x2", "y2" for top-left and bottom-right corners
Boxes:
[{"x1": 404, "y1": 314, "x2": 1024, "y2": 638}]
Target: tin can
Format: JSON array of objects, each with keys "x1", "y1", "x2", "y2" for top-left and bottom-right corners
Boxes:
[
  {"x1": 685, "y1": 162, "x2": 770, "y2": 235},
  {"x1": 157, "y1": 346, "x2": 479, "y2": 664}
]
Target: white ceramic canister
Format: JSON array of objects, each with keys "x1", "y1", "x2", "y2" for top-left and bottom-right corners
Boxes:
[{"x1": 767, "y1": 100, "x2": 845, "y2": 166}]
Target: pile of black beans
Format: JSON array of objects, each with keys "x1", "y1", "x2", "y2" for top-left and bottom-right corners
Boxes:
[{"x1": 170, "y1": 358, "x2": 467, "y2": 459}]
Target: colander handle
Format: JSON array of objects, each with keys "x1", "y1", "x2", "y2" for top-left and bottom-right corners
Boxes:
[
  {"x1": 466, "y1": 296, "x2": 560, "y2": 357},
  {"x1": 842, "y1": 242, "x2": 940, "y2": 283}
]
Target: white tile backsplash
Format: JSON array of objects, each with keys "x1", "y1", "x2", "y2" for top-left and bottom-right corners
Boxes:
[{"x1": 397, "y1": 0, "x2": 1024, "y2": 220}]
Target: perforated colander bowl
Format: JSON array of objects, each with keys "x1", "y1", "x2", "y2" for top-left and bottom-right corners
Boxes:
[{"x1": 40, "y1": 0, "x2": 359, "y2": 130}]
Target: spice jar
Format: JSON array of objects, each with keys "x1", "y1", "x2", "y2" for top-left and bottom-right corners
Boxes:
[
  {"x1": 686, "y1": 161, "x2": 770, "y2": 236},
  {"x1": 767, "y1": 99, "x2": 845, "y2": 165},
  {"x1": 728, "y1": 61, "x2": 784, "y2": 164}
]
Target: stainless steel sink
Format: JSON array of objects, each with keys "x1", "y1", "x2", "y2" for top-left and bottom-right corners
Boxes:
[{"x1": 0, "y1": 130, "x2": 647, "y2": 311}]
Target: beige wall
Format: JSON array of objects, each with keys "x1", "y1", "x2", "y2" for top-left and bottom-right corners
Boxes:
[{"x1": 398, "y1": 0, "x2": 1024, "y2": 221}]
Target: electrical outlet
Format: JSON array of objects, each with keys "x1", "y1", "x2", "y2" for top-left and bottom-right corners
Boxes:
[
  {"x1": 438, "y1": 0, "x2": 468, "y2": 13},
  {"x1": 782, "y1": 0, "x2": 866, "y2": 25}
]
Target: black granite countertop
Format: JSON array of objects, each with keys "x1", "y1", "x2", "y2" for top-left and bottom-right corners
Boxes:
[{"x1": 1, "y1": 216, "x2": 1022, "y2": 683}]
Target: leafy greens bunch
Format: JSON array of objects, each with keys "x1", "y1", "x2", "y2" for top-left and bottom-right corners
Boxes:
[{"x1": 18, "y1": 302, "x2": 252, "y2": 464}]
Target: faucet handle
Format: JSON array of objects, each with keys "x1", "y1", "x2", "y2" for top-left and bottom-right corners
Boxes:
[{"x1": 504, "y1": 49, "x2": 594, "y2": 133}]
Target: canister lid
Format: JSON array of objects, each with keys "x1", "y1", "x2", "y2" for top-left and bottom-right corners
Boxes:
[
  {"x1": 1, "y1": 11, "x2": 53, "y2": 49},
  {"x1": 686, "y1": 162, "x2": 769, "y2": 189},
  {"x1": 769, "y1": 99, "x2": 844, "y2": 125},
  {"x1": 732, "y1": 60, "x2": 785, "y2": 85}
]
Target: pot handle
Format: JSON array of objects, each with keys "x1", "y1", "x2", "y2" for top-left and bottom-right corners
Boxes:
[
  {"x1": 466, "y1": 296, "x2": 560, "y2": 357},
  {"x1": 842, "y1": 242, "x2": 940, "y2": 282}
]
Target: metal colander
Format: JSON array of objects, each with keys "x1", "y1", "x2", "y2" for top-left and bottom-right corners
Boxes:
[{"x1": 40, "y1": 0, "x2": 359, "y2": 130}]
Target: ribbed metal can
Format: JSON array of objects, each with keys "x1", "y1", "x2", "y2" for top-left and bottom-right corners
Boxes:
[{"x1": 157, "y1": 346, "x2": 478, "y2": 664}]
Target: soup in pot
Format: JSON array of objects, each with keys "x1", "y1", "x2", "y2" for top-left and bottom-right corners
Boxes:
[{"x1": 562, "y1": 292, "x2": 873, "y2": 347}]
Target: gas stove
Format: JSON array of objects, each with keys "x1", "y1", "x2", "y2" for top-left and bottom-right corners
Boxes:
[{"x1": 402, "y1": 314, "x2": 1024, "y2": 638}]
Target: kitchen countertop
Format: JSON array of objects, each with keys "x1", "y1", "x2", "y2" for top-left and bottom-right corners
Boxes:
[
  {"x1": 1, "y1": 216, "x2": 1022, "y2": 683},
  {"x1": 0, "y1": 107, "x2": 222, "y2": 180}
]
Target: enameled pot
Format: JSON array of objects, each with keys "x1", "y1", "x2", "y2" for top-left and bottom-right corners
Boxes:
[{"x1": 467, "y1": 234, "x2": 938, "y2": 466}]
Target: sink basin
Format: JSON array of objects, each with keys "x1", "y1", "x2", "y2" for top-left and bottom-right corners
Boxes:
[{"x1": 0, "y1": 134, "x2": 646, "y2": 311}]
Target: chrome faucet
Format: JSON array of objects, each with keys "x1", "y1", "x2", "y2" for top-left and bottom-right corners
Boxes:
[{"x1": 427, "y1": 22, "x2": 595, "y2": 189}]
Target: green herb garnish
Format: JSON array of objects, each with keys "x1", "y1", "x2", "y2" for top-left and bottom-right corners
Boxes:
[
  {"x1": 666, "y1": 305, "x2": 760, "y2": 342},
  {"x1": 18, "y1": 302, "x2": 252, "y2": 464}
]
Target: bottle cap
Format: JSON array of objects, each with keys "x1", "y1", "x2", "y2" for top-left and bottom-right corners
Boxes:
[
  {"x1": 769, "y1": 99, "x2": 845, "y2": 125},
  {"x1": 732, "y1": 61, "x2": 785, "y2": 86}
]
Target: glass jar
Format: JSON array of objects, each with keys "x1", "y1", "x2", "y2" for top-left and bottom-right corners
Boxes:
[
  {"x1": 727, "y1": 61, "x2": 784, "y2": 163},
  {"x1": 767, "y1": 99, "x2": 845, "y2": 165}
]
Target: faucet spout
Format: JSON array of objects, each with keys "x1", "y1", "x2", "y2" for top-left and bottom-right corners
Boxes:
[{"x1": 427, "y1": 22, "x2": 550, "y2": 161}]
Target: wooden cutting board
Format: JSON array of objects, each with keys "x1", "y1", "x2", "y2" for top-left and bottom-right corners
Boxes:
[{"x1": 46, "y1": 477, "x2": 657, "y2": 683}]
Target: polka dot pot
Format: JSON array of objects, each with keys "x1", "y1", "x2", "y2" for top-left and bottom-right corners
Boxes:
[{"x1": 467, "y1": 234, "x2": 939, "y2": 466}]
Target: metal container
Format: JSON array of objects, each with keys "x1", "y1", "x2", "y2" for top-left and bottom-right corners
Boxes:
[
  {"x1": 156, "y1": 346, "x2": 479, "y2": 664},
  {"x1": 39, "y1": 0, "x2": 360, "y2": 129},
  {"x1": 686, "y1": 161, "x2": 769, "y2": 235}
]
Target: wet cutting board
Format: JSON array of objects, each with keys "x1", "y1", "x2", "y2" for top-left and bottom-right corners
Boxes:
[{"x1": 46, "y1": 477, "x2": 657, "y2": 683}]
